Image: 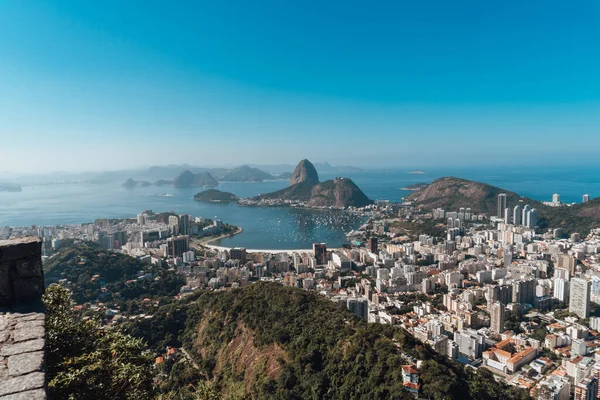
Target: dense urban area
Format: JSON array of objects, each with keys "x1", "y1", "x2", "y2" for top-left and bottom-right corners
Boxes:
[{"x1": 3, "y1": 186, "x2": 600, "y2": 399}]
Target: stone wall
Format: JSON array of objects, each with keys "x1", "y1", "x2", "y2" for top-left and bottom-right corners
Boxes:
[
  {"x1": 0, "y1": 237, "x2": 46, "y2": 399},
  {"x1": 0, "y1": 238, "x2": 45, "y2": 306}
]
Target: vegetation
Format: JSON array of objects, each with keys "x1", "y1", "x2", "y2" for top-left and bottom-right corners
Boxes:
[
  {"x1": 124, "y1": 282, "x2": 531, "y2": 400},
  {"x1": 44, "y1": 241, "x2": 186, "y2": 304},
  {"x1": 388, "y1": 218, "x2": 446, "y2": 240},
  {"x1": 407, "y1": 176, "x2": 600, "y2": 235},
  {"x1": 44, "y1": 285, "x2": 153, "y2": 400},
  {"x1": 193, "y1": 189, "x2": 238, "y2": 203}
]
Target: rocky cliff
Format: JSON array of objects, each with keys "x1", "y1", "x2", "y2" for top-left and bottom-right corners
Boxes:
[
  {"x1": 289, "y1": 159, "x2": 319, "y2": 185},
  {"x1": 255, "y1": 159, "x2": 371, "y2": 208},
  {"x1": 309, "y1": 178, "x2": 372, "y2": 208}
]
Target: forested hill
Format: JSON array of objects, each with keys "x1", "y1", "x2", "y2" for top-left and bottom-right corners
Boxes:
[
  {"x1": 43, "y1": 241, "x2": 185, "y2": 304},
  {"x1": 127, "y1": 282, "x2": 531, "y2": 399},
  {"x1": 407, "y1": 176, "x2": 600, "y2": 235}
]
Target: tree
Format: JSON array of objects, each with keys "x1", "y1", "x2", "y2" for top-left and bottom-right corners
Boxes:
[{"x1": 43, "y1": 284, "x2": 153, "y2": 400}]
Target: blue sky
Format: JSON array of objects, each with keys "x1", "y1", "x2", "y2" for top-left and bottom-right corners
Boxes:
[{"x1": 1, "y1": 0, "x2": 599, "y2": 172}]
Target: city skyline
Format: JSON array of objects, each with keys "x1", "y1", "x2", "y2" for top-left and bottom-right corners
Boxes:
[{"x1": 1, "y1": 1, "x2": 600, "y2": 173}]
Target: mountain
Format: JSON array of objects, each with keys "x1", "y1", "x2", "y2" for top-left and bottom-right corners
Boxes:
[
  {"x1": 122, "y1": 178, "x2": 152, "y2": 188},
  {"x1": 405, "y1": 177, "x2": 525, "y2": 214},
  {"x1": 406, "y1": 177, "x2": 600, "y2": 236},
  {"x1": 309, "y1": 177, "x2": 372, "y2": 208},
  {"x1": 218, "y1": 165, "x2": 274, "y2": 182},
  {"x1": 289, "y1": 159, "x2": 319, "y2": 185},
  {"x1": 173, "y1": 170, "x2": 218, "y2": 187},
  {"x1": 255, "y1": 159, "x2": 371, "y2": 208},
  {"x1": 193, "y1": 189, "x2": 238, "y2": 203},
  {"x1": 277, "y1": 172, "x2": 293, "y2": 179},
  {"x1": 124, "y1": 282, "x2": 531, "y2": 400}
]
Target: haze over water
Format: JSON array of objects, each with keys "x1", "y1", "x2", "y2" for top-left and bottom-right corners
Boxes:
[{"x1": 1, "y1": 166, "x2": 599, "y2": 249}]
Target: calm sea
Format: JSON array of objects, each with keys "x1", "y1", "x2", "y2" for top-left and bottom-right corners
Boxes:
[{"x1": 1, "y1": 167, "x2": 598, "y2": 249}]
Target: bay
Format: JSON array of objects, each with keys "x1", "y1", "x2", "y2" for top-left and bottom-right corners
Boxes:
[{"x1": 1, "y1": 166, "x2": 599, "y2": 249}]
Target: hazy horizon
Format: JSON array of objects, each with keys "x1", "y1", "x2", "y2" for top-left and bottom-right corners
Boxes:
[{"x1": 1, "y1": 1, "x2": 599, "y2": 173}]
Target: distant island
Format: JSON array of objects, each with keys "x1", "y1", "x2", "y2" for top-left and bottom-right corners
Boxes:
[
  {"x1": 122, "y1": 178, "x2": 152, "y2": 188},
  {"x1": 0, "y1": 183, "x2": 21, "y2": 192},
  {"x1": 173, "y1": 170, "x2": 218, "y2": 188},
  {"x1": 408, "y1": 170, "x2": 426, "y2": 174},
  {"x1": 217, "y1": 165, "x2": 274, "y2": 182},
  {"x1": 401, "y1": 183, "x2": 429, "y2": 191},
  {"x1": 193, "y1": 189, "x2": 238, "y2": 203},
  {"x1": 123, "y1": 170, "x2": 218, "y2": 188}
]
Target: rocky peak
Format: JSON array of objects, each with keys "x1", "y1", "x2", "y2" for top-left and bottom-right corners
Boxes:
[{"x1": 289, "y1": 159, "x2": 319, "y2": 186}]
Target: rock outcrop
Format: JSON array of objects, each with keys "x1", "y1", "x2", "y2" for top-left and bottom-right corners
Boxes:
[
  {"x1": 255, "y1": 159, "x2": 371, "y2": 208},
  {"x1": 308, "y1": 178, "x2": 372, "y2": 208},
  {"x1": 289, "y1": 159, "x2": 319, "y2": 186}
]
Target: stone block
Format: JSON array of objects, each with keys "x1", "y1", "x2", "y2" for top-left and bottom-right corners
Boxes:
[
  {"x1": 13, "y1": 320, "x2": 43, "y2": 331},
  {"x1": 7, "y1": 352, "x2": 44, "y2": 377},
  {"x1": 0, "y1": 340, "x2": 44, "y2": 357},
  {"x1": 14, "y1": 258, "x2": 42, "y2": 279},
  {"x1": 0, "y1": 388, "x2": 46, "y2": 400},
  {"x1": 11, "y1": 278, "x2": 44, "y2": 303},
  {"x1": 12, "y1": 326, "x2": 44, "y2": 344},
  {"x1": 10, "y1": 314, "x2": 43, "y2": 322},
  {"x1": 0, "y1": 371, "x2": 44, "y2": 396},
  {"x1": 0, "y1": 238, "x2": 42, "y2": 263}
]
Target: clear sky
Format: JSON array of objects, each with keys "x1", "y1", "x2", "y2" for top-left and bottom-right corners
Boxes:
[{"x1": 1, "y1": 0, "x2": 599, "y2": 173}]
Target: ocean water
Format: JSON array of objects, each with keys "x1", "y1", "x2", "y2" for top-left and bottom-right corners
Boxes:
[{"x1": 1, "y1": 166, "x2": 599, "y2": 249}]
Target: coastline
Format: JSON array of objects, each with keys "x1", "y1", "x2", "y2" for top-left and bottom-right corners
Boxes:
[
  {"x1": 194, "y1": 226, "x2": 316, "y2": 253},
  {"x1": 204, "y1": 244, "x2": 315, "y2": 254},
  {"x1": 192, "y1": 226, "x2": 244, "y2": 247}
]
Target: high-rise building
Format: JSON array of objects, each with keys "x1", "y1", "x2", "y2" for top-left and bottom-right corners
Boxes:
[
  {"x1": 557, "y1": 254, "x2": 576, "y2": 276},
  {"x1": 230, "y1": 247, "x2": 247, "y2": 263},
  {"x1": 368, "y1": 237, "x2": 378, "y2": 254},
  {"x1": 526, "y1": 208, "x2": 538, "y2": 228},
  {"x1": 488, "y1": 284, "x2": 513, "y2": 305},
  {"x1": 583, "y1": 194, "x2": 590, "y2": 203},
  {"x1": 522, "y1": 204, "x2": 531, "y2": 227},
  {"x1": 552, "y1": 193, "x2": 561, "y2": 205},
  {"x1": 347, "y1": 298, "x2": 368, "y2": 320},
  {"x1": 554, "y1": 278, "x2": 570, "y2": 302},
  {"x1": 113, "y1": 231, "x2": 127, "y2": 247},
  {"x1": 512, "y1": 279, "x2": 536, "y2": 305},
  {"x1": 168, "y1": 215, "x2": 180, "y2": 235},
  {"x1": 570, "y1": 277, "x2": 591, "y2": 319},
  {"x1": 313, "y1": 243, "x2": 327, "y2": 265},
  {"x1": 137, "y1": 213, "x2": 146, "y2": 225},
  {"x1": 179, "y1": 214, "x2": 191, "y2": 235},
  {"x1": 490, "y1": 301, "x2": 505, "y2": 333},
  {"x1": 504, "y1": 208, "x2": 511, "y2": 224},
  {"x1": 497, "y1": 193, "x2": 507, "y2": 218},
  {"x1": 167, "y1": 235, "x2": 189, "y2": 258},
  {"x1": 513, "y1": 205, "x2": 522, "y2": 226}
]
